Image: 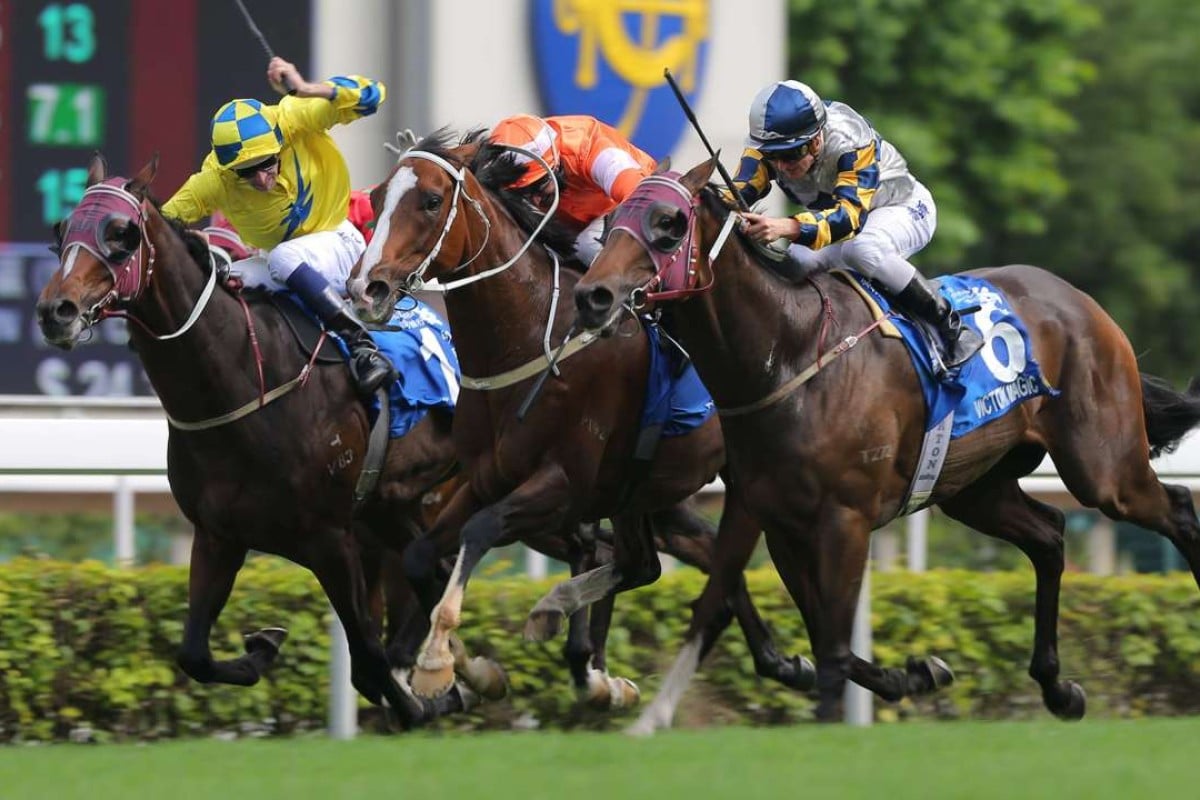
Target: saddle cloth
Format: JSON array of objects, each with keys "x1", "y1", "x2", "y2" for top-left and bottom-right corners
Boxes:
[
  {"x1": 336, "y1": 299, "x2": 461, "y2": 438},
  {"x1": 842, "y1": 271, "x2": 1059, "y2": 439},
  {"x1": 640, "y1": 318, "x2": 716, "y2": 439}
]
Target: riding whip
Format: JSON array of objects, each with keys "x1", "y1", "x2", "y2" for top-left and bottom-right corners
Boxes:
[
  {"x1": 233, "y1": 0, "x2": 295, "y2": 94},
  {"x1": 663, "y1": 68, "x2": 747, "y2": 212}
]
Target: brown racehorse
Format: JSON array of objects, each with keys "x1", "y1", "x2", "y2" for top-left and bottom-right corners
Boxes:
[
  {"x1": 348, "y1": 131, "x2": 818, "y2": 702},
  {"x1": 573, "y1": 157, "x2": 1200, "y2": 730},
  {"x1": 34, "y1": 154, "x2": 483, "y2": 726}
]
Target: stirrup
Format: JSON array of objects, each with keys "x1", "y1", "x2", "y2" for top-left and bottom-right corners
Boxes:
[{"x1": 350, "y1": 347, "x2": 396, "y2": 396}]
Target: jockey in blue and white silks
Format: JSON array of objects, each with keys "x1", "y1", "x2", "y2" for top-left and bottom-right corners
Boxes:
[{"x1": 732, "y1": 80, "x2": 982, "y2": 368}]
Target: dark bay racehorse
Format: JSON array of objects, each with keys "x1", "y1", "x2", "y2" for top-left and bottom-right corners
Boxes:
[
  {"x1": 34, "y1": 154, "x2": 483, "y2": 725},
  {"x1": 574, "y1": 158, "x2": 1200, "y2": 730},
  {"x1": 348, "y1": 131, "x2": 816, "y2": 703}
]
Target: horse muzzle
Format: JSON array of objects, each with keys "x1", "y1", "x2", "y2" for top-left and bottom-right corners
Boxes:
[
  {"x1": 36, "y1": 297, "x2": 87, "y2": 349},
  {"x1": 352, "y1": 278, "x2": 398, "y2": 325},
  {"x1": 573, "y1": 283, "x2": 624, "y2": 337}
]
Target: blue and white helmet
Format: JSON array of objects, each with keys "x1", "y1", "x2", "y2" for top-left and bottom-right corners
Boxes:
[{"x1": 745, "y1": 80, "x2": 827, "y2": 152}]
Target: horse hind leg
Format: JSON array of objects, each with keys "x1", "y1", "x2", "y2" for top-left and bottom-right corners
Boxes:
[
  {"x1": 177, "y1": 530, "x2": 285, "y2": 687},
  {"x1": 940, "y1": 479, "x2": 1085, "y2": 720}
]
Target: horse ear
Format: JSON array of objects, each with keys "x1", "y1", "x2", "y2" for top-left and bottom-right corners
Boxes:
[
  {"x1": 680, "y1": 154, "x2": 719, "y2": 195},
  {"x1": 654, "y1": 156, "x2": 673, "y2": 174},
  {"x1": 86, "y1": 152, "x2": 108, "y2": 187},
  {"x1": 127, "y1": 153, "x2": 160, "y2": 196}
]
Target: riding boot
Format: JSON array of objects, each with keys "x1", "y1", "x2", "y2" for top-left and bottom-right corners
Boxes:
[
  {"x1": 286, "y1": 263, "x2": 397, "y2": 396},
  {"x1": 892, "y1": 273, "x2": 983, "y2": 369}
]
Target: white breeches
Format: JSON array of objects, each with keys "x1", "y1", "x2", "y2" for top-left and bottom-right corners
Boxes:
[
  {"x1": 227, "y1": 220, "x2": 366, "y2": 295},
  {"x1": 787, "y1": 180, "x2": 937, "y2": 293}
]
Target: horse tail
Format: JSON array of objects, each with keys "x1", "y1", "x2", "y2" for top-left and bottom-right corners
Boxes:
[{"x1": 1141, "y1": 373, "x2": 1200, "y2": 458}]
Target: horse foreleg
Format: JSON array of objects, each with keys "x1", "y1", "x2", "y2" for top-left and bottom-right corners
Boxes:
[
  {"x1": 941, "y1": 479, "x2": 1084, "y2": 720},
  {"x1": 177, "y1": 529, "x2": 282, "y2": 686},
  {"x1": 628, "y1": 490, "x2": 787, "y2": 735},
  {"x1": 652, "y1": 496, "x2": 816, "y2": 692},
  {"x1": 414, "y1": 465, "x2": 572, "y2": 698}
]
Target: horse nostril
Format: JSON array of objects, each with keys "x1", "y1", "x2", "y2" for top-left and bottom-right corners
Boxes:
[
  {"x1": 575, "y1": 285, "x2": 614, "y2": 316},
  {"x1": 36, "y1": 299, "x2": 79, "y2": 327},
  {"x1": 365, "y1": 280, "x2": 391, "y2": 307}
]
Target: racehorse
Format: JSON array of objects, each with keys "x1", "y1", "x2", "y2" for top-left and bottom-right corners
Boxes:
[
  {"x1": 347, "y1": 129, "x2": 820, "y2": 703},
  {"x1": 34, "y1": 154, "x2": 483, "y2": 726},
  {"x1": 573, "y1": 157, "x2": 1200, "y2": 730}
]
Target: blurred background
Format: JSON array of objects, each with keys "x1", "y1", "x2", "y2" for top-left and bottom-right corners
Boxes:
[{"x1": 3, "y1": 0, "x2": 1196, "y2": 576}]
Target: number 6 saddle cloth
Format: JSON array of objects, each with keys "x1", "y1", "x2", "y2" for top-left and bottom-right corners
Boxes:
[{"x1": 839, "y1": 271, "x2": 1060, "y2": 441}]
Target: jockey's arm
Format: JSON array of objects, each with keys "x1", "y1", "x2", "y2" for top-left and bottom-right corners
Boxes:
[
  {"x1": 282, "y1": 74, "x2": 386, "y2": 134},
  {"x1": 588, "y1": 144, "x2": 651, "y2": 203},
  {"x1": 161, "y1": 170, "x2": 217, "y2": 225},
  {"x1": 730, "y1": 148, "x2": 773, "y2": 207},
  {"x1": 790, "y1": 141, "x2": 879, "y2": 250}
]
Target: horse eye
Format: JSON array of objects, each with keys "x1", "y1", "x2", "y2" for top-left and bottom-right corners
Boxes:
[{"x1": 422, "y1": 193, "x2": 443, "y2": 212}]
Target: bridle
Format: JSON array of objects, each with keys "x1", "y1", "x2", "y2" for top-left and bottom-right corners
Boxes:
[
  {"x1": 607, "y1": 173, "x2": 737, "y2": 310},
  {"x1": 397, "y1": 145, "x2": 560, "y2": 294},
  {"x1": 58, "y1": 179, "x2": 217, "y2": 341}
]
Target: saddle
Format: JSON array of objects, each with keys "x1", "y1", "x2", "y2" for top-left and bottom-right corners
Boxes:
[{"x1": 234, "y1": 286, "x2": 346, "y2": 365}]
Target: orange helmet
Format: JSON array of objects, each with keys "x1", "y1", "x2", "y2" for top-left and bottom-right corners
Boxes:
[{"x1": 489, "y1": 114, "x2": 559, "y2": 189}]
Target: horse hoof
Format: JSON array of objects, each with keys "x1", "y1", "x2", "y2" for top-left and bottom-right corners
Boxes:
[
  {"x1": 1050, "y1": 681, "x2": 1087, "y2": 721},
  {"x1": 624, "y1": 715, "x2": 659, "y2": 738},
  {"x1": 785, "y1": 655, "x2": 817, "y2": 691},
  {"x1": 612, "y1": 677, "x2": 641, "y2": 709},
  {"x1": 459, "y1": 656, "x2": 509, "y2": 701},
  {"x1": 410, "y1": 663, "x2": 456, "y2": 699},
  {"x1": 244, "y1": 627, "x2": 289, "y2": 656},
  {"x1": 524, "y1": 609, "x2": 565, "y2": 642},
  {"x1": 907, "y1": 655, "x2": 955, "y2": 695}
]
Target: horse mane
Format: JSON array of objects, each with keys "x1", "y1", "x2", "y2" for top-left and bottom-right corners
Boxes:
[
  {"x1": 151, "y1": 198, "x2": 215, "y2": 268},
  {"x1": 467, "y1": 136, "x2": 580, "y2": 258}
]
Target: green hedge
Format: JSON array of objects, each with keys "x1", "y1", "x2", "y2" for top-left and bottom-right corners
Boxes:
[{"x1": 2, "y1": 559, "x2": 1200, "y2": 741}]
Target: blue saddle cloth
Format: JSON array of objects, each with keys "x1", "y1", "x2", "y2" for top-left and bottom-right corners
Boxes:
[
  {"x1": 851, "y1": 273, "x2": 1059, "y2": 439},
  {"x1": 640, "y1": 319, "x2": 716, "y2": 438},
  {"x1": 334, "y1": 299, "x2": 460, "y2": 438}
]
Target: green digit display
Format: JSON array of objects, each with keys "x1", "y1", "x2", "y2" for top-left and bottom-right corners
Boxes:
[
  {"x1": 36, "y1": 168, "x2": 89, "y2": 225},
  {"x1": 26, "y1": 83, "x2": 105, "y2": 147},
  {"x1": 38, "y1": 3, "x2": 97, "y2": 63}
]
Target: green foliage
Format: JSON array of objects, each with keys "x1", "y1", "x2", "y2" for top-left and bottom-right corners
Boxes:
[
  {"x1": 3, "y1": 561, "x2": 1200, "y2": 741},
  {"x1": 786, "y1": 0, "x2": 1099, "y2": 265}
]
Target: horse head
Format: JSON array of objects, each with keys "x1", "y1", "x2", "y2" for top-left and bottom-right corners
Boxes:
[
  {"x1": 575, "y1": 157, "x2": 719, "y2": 334},
  {"x1": 36, "y1": 153, "x2": 160, "y2": 348},
  {"x1": 348, "y1": 130, "x2": 489, "y2": 324}
]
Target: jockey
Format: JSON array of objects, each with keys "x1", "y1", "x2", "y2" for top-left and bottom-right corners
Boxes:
[
  {"x1": 733, "y1": 80, "x2": 983, "y2": 368},
  {"x1": 162, "y1": 57, "x2": 395, "y2": 395},
  {"x1": 488, "y1": 114, "x2": 657, "y2": 265}
]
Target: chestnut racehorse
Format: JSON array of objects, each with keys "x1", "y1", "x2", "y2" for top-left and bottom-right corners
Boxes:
[
  {"x1": 349, "y1": 130, "x2": 830, "y2": 704},
  {"x1": 574, "y1": 158, "x2": 1200, "y2": 731}
]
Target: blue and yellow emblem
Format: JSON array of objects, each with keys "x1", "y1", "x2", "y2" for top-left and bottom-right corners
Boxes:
[{"x1": 531, "y1": 0, "x2": 710, "y2": 159}]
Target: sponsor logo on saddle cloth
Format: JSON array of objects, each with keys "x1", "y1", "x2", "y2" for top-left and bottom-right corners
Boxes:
[
  {"x1": 852, "y1": 273, "x2": 1060, "y2": 437},
  {"x1": 334, "y1": 300, "x2": 461, "y2": 438},
  {"x1": 531, "y1": 0, "x2": 710, "y2": 156}
]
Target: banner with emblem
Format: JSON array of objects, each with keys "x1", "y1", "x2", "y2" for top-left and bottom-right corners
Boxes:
[{"x1": 531, "y1": 0, "x2": 710, "y2": 159}]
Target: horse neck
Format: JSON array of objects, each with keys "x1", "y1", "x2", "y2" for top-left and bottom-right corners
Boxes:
[
  {"x1": 672, "y1": 226, "x2": 828, "y2": 409},
  {"x1": 129, "y1": 215, "x2": 266, "y2": 415},
  {"x1": 440, "y1": 193, "x2": 569, "y2": 376}
]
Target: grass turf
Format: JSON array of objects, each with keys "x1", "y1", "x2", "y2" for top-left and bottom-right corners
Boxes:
[{"x1": 0, "y1": 718, "x2": 1187, "y2": 800}]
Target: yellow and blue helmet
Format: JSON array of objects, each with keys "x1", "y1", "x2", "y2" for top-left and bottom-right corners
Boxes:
[{"x1": 210, "y1": 98, "x2": 284, "y2": 170}]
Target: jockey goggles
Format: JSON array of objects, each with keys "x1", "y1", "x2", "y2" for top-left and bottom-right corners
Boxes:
[{"x1": 233, "y1": 154, "x2": 279, "y2": 179}]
